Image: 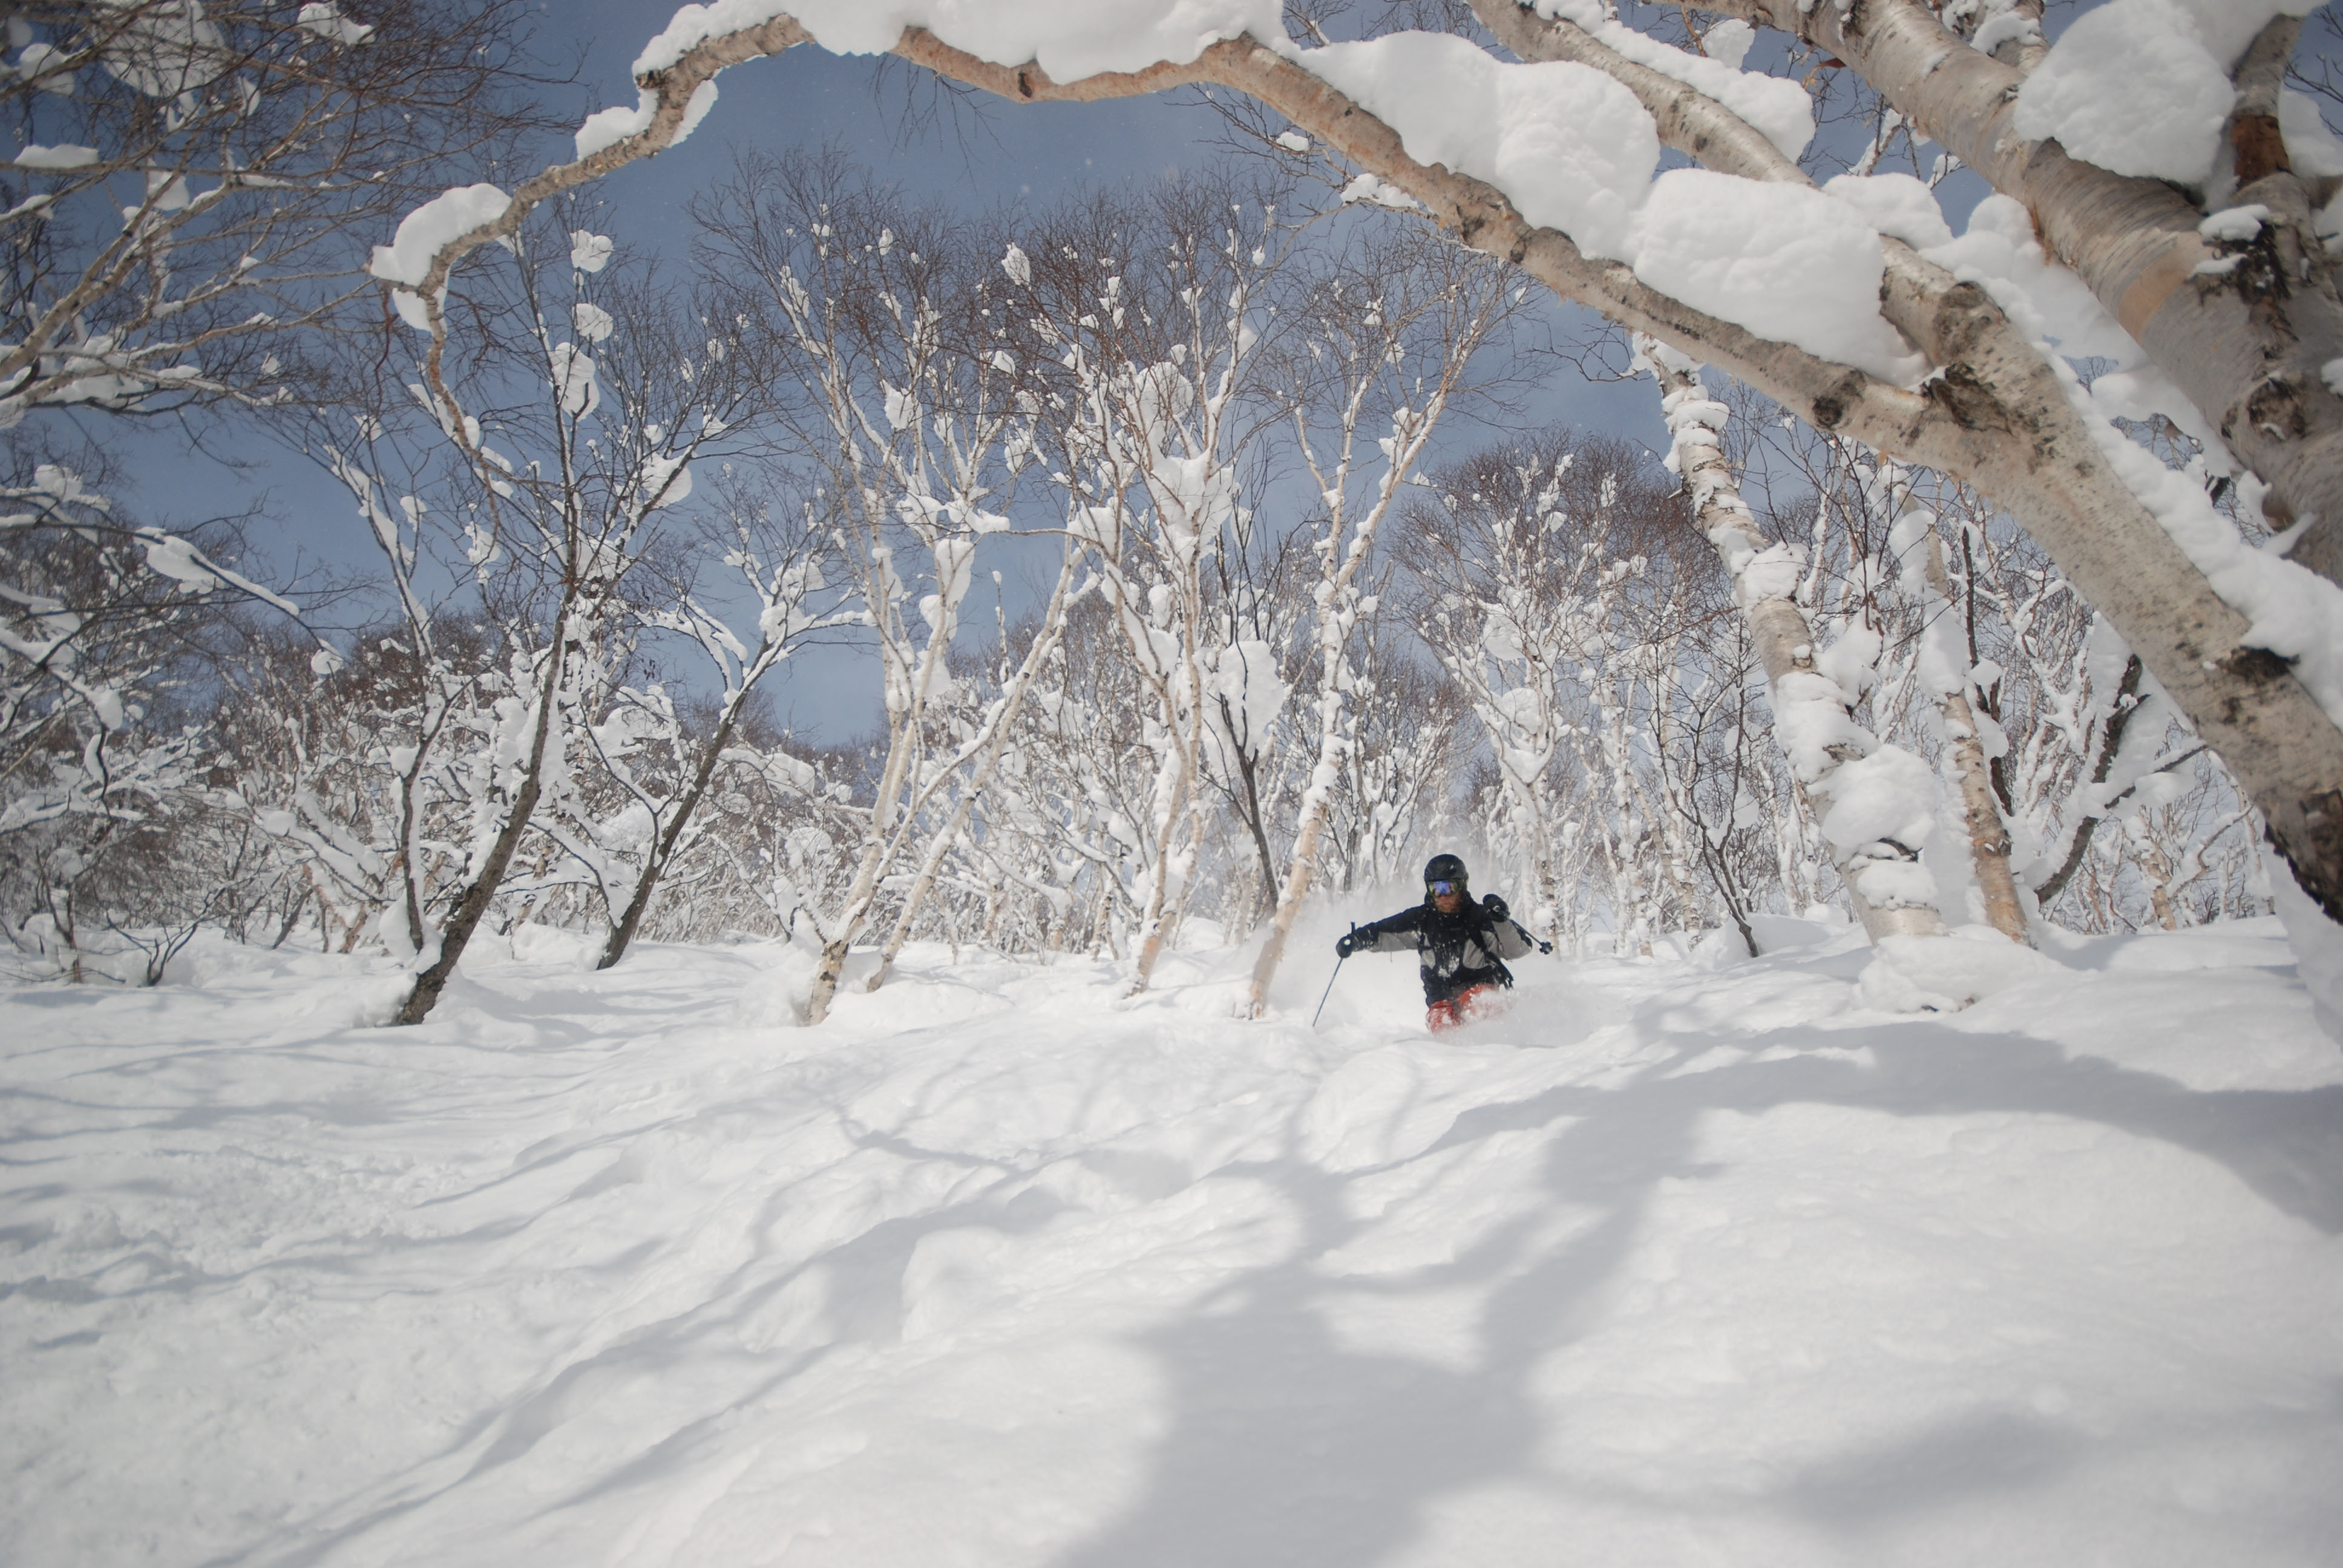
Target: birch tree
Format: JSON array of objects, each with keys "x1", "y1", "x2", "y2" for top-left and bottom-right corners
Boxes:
[
  {"x1": 325, "y1": 221, "x2": 755, "y2": 1024},
  {"x1": 1246, "y1": 222, "x2": 1511, "y2": 1011},
  {"x1": 1642, "y1": 346, "x2": 1948, "y2": 942},
  {"x1": 1323, "y1": 618, "x2": 1472, "y2": 897},
  {"x1": 1011, "y1": 590, "x2": 1169, "y2": 958},
  {"x1": 696, "y1": 154, "x2": 1060, "y2": 1022},
  {"x1": 1683, "y1": 0, "x2": 2343, "y2": 589},
  {"x1": 987, "y1": 181, "x2": 1293, "y2": 995},
  {"x1": 0, "y1": 459, "x2": 320, "y2": 976},
  {"x1": 2, "y1": 0, "x2": 558, "y2": 422},
  {"x1": 216, "y1": 618, "x2": 448, "y2": 957},
  {"x1": 366, "y1": 0, "x2": 2343, "y2": 983},
  {"x1": 1405, "y1": 427, "x2": 1731, "y2": 947},
  {"x1": 1888, "y1": 483, "x2": 2031, "y2": 941},
  {"x1": 595, "y1": 470, "x2": 849, "y2": 969}
]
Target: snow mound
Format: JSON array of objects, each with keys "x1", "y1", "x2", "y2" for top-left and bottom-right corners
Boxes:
[{"x1": 1859, "y1": 926, "x2": 2063, "y2": 1012}]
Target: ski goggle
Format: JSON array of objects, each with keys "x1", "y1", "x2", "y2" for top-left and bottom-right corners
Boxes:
[{"x1": 1426, "y1": 879, "x2": 1463, "y2": 898}]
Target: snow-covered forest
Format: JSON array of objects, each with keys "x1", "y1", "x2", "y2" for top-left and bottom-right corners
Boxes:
[{"x1": 7, "y1": 3, "x2": 2343, "y2": 1564}]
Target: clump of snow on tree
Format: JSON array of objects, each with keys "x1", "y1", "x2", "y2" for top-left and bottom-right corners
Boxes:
[
  {"x1": 1308, "y1": 34, "x2": 1916, "y2": 381},
  {"x1": 569, "y1": 230, "x2": 614, "y2": 273},
  {"x1": 12, "y1": 142, "x2": 100, "y2": 169},
  {"x1": 1823, "y1": 173, "x2": 1955, "y2": 251},
  {"x1": 632, "y1": 0, "x2": 1285, "y2": 80},
  {"x1": 295, "y1": 2, "x2": 374, "y2": 46},
  {"x1": 1532, "y1": 0, "x2": 1811, "y2": 160},
  {"x1": 2015, "y1": 0, "x2": 2321, "y2": 185},
  {"x1": 1312, "y1": 34, "x2": 1656, "y2": 261},
  {"x1": 575, "y1": 79, "x2": 719, "y2": 159},
  {"x1": 369, "y1": 184, "x2": 513, "y2": 325},
  {"x1": 1634, "y1": 171, "x2": 1922, "y2": 382}
]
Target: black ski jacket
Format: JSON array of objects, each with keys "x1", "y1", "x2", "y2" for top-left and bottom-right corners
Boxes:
[{"x1": 1351, "y1": 900, "x2": 1536, "y2": 1005}]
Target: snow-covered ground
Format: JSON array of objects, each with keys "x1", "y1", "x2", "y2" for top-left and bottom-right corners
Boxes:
[{"x1": 5, "y1": 914, "x2": 2342, "y2": 1566}]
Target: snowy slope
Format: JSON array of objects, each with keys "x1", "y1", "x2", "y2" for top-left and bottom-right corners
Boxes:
[{"x1": 5, "y1": 915, "x2": 2342, "y2": 1566}]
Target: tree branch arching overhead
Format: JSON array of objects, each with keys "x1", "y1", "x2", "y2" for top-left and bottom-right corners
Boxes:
[
  {"x1": 377, "y1": 6, "x2": 2343, "y2": 935},
  {"x1": 1700, "y1": 0, "x2": 2343, "y2": 592}
]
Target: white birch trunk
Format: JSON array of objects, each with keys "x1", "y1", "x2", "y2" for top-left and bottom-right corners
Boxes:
[
  {"x1": 1247, "y1": 396, "x2": 1452, "y2": 1015},
  {"x1": 865, "y1": 541, "x2": 1086, "y2": 990},
  {"x1": 1913, "y1": 528, "x2": 2031, "y2": 942},
  {"x1": 1645, "y1": 343, "x2": 1943, "y2": 942}
]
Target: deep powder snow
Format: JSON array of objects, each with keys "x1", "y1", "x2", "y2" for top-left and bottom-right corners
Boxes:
[{"x1": 4, "y1": 915, "x2": 2342, "y2": 1565}]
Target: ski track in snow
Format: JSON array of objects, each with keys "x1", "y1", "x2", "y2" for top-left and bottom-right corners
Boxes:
[{"x1": 5, "y1": 917, "x2": 2343, "y2": 1566}]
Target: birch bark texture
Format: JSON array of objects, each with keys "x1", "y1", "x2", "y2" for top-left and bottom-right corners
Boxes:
[
  {"x1": 1643, "y1": 340, "x2": 1942, "y2": 942},
  {"x1": 1896, "y1": 509, "x2": 2033, "y2": 944},
  {"x1": 1700, "y1": 0, "x2": 2343, "y2": 590}
]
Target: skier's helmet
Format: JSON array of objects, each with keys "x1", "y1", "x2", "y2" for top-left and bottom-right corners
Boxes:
[{"x1": 1424, "y1": 853, "x2": 1469, "y2": 900}]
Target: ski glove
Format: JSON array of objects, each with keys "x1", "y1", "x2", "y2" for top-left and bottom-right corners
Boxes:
[
  {"x1": 1481, "y1": 893, "x2": 1509, "y2": 923},
  {"x1": 1335, "y1": 930, "x2": 1358, "y2": 959}
]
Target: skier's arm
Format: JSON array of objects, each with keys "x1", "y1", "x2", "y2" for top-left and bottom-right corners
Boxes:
[
  {"x1": 1481, "y1": 897, "x2": 1536, "y2": 959},
  {"x1": 1346, "y1": 910, "x2": 1423, "y2": 955}
]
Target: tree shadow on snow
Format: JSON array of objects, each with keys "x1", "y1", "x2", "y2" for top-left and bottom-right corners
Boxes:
[
  {"x1": 209, "y1": 1129, "x2": 1075, "y2": 1567},
  {"x1": 1046, "y1": 1007, "x2": 2343, "y2": 1567},
  {"x1": 76, "y1": 955, "x2": 2338, "y2": 1567}
]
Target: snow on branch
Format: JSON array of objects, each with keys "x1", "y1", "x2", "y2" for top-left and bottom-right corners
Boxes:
[
  {"x1": 369, "y1": 1, "x2": 2343, "y2": 933},
  {"x1": 385, "y1": 6, "x2": 1950, "y2": 495},
  {"x1": 1702, "y1": 0, "x2": 2343, "y2": 613}
]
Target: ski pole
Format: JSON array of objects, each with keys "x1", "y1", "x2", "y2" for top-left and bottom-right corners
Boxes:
[
  {"x1": 1312, "y1": 956, "x2": 1345, "y2": 1028},
  {"x1": 1312, "y1": 926, "x2": 1354, "y2": 1028}
]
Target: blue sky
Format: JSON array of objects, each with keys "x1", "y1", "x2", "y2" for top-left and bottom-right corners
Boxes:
[
  {"x1": 83, "y1": 8, "x2": 1267, "y2": 740},
  {"x1": 93, "y1": 5, "x2": 1703, "y2": 741}
]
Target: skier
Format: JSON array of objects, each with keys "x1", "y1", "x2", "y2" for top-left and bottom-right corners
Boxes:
[{"x1": 1335, "y1": 853, "x2": 1548, "y2": 1032}]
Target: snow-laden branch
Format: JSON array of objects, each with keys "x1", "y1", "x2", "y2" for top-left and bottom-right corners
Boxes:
[
  {"x1": 1702, "y1": 0, "x2": 2343, "y2": 595},
  {"x1": 368, "y1": 2, "x2": 2343, "y2": 932},
  {"x1": 1480, "y1": 0, "x2": 2343, "y2": 935},
  {"x1": 1642, "y1": 338, "x2": 1945, "y2": 945}
]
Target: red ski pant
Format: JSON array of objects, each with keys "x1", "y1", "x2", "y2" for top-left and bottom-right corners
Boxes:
[{"x1": 1426, "y1": 984, "x2": 1501, "y2": 1033}]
